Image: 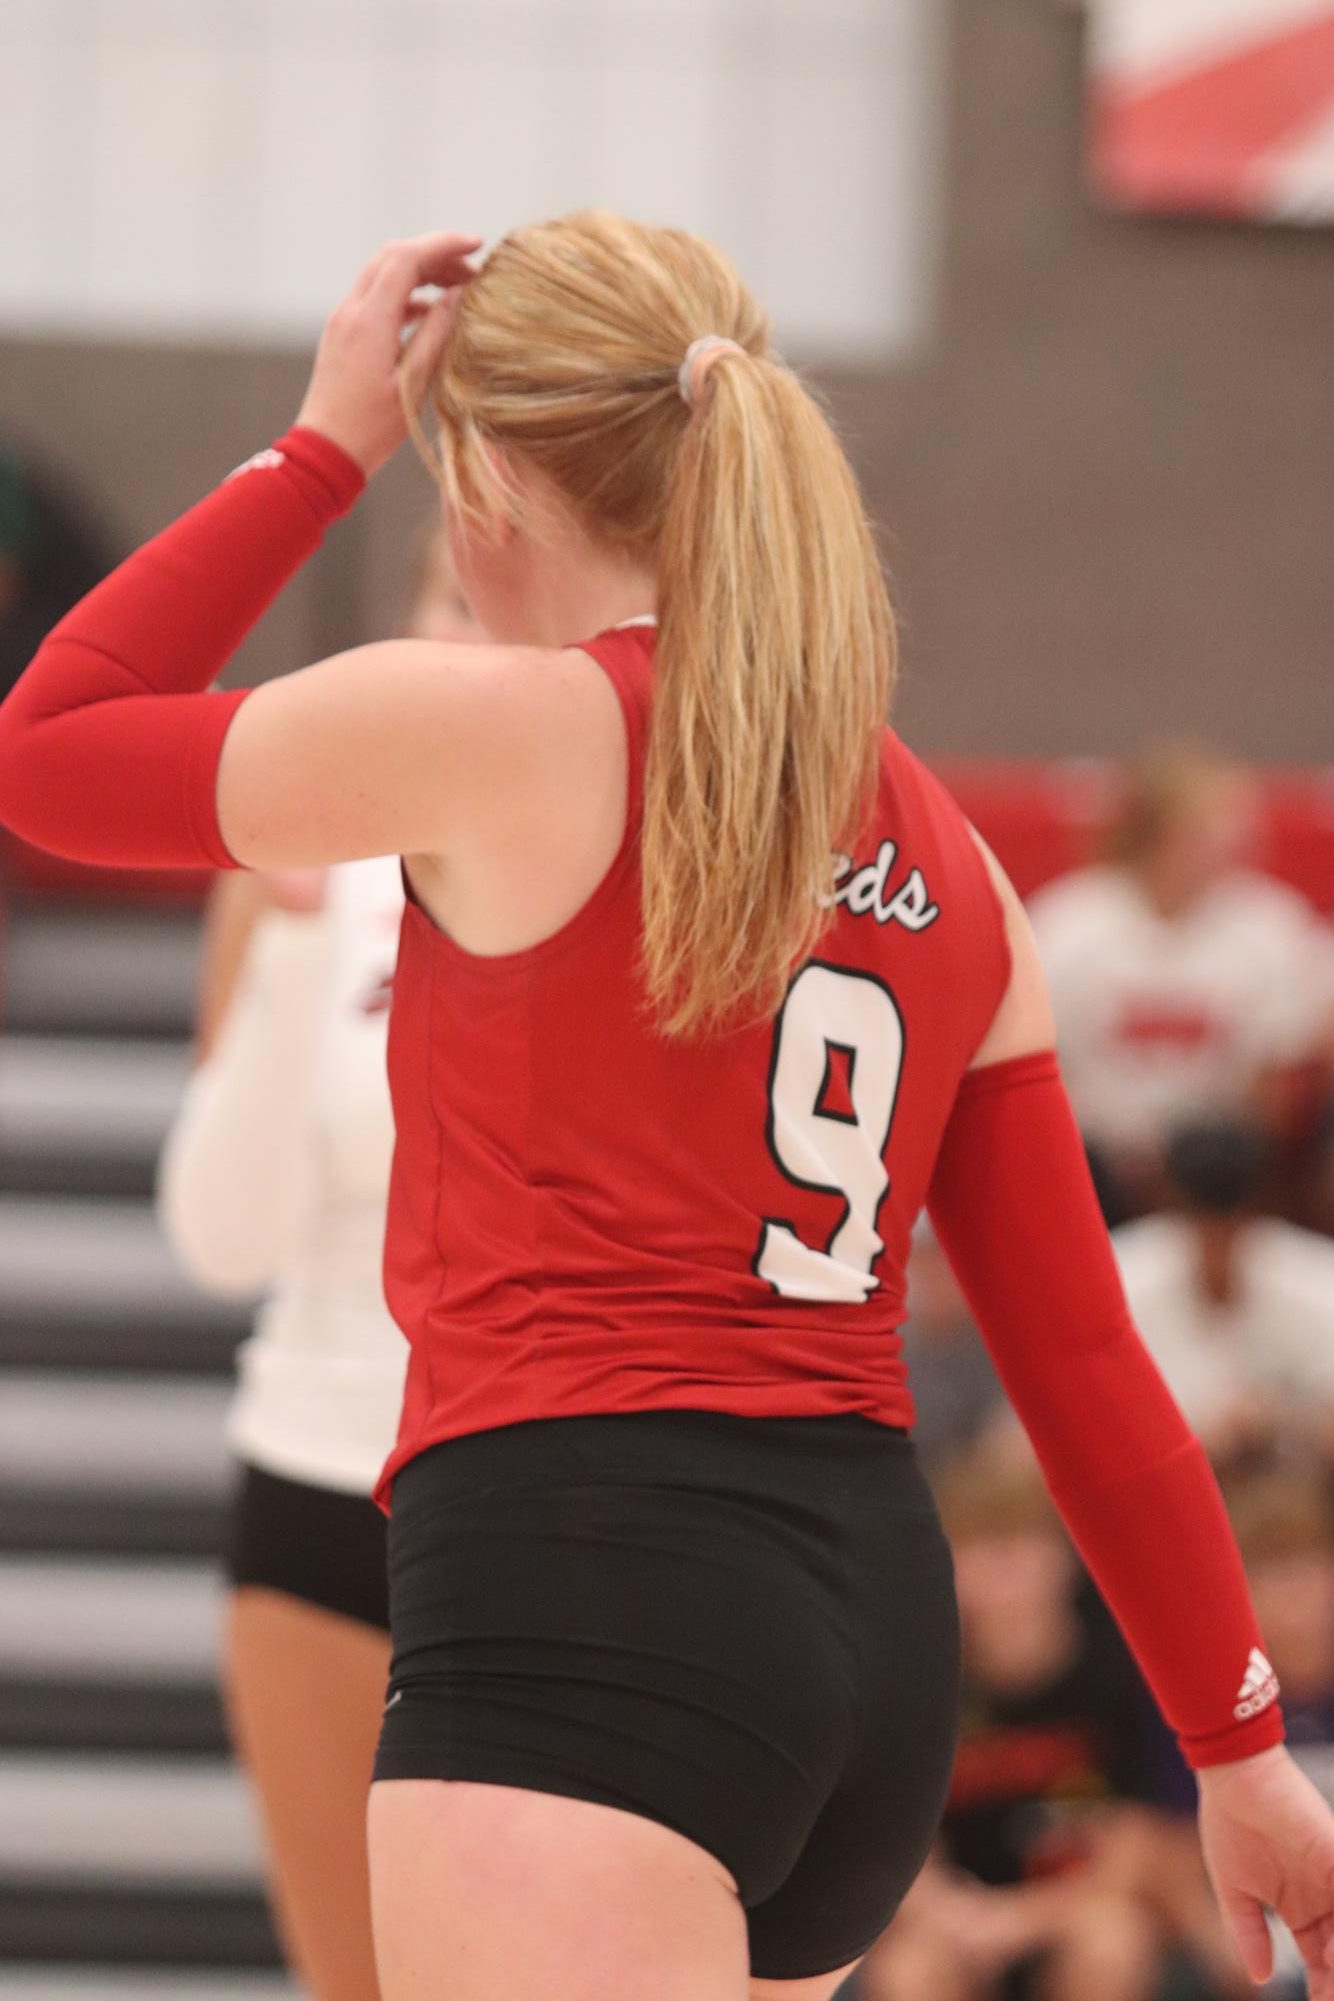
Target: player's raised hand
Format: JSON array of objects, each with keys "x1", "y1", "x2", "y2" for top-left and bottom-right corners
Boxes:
[
  {"x1": 296, "y1": 233, "x2": 482, "y2": 476},
  {"x1": 1197, "y1": 1745, "x2": 1334, "y2": 1994}
]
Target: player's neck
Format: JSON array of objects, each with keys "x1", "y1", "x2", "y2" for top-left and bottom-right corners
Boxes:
[
  {"x1": 528, "y1": 556, "x2": 657, "y2": 649},
  {"x1": 502, "y1": 510, "x2": 656, "y2": 650}
]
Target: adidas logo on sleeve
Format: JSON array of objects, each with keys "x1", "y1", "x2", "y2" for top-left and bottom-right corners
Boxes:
[
  {"x1": 1233, "y1": 1647, "x2": 1280, "y2": 1722},
  {"x1": 226, "y1": 447, "x2": 286, "y2": 482}
]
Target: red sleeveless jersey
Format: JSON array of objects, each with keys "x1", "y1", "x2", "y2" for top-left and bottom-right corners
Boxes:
[{"x1": 375, "y1": 626, "x2": 1009, "y2": 1505}]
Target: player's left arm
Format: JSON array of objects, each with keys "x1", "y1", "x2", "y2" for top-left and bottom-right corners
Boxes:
[
  {"x1": 929, "y1": 838, "x2": 1334, "y2": 1993},
  {"x1": 932, "y1": 835, "x2": 1281, "y2": 1770}
]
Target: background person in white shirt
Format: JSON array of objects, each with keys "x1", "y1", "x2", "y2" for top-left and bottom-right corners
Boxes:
[
  {"x1": 158, "y1": 533, "x2": 479, "y2": 2001},
  {"x1": 1115, "y1": 1123, "x2": 1334, "y2": 1477},
  {"x1": 1028, "y1": 750, "x2": 1329, "y2": 1224}
]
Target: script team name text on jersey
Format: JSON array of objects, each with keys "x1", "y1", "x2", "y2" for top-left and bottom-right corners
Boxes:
[{"x1": 824, "y1": 840, "x2": 940, "y2": 933}]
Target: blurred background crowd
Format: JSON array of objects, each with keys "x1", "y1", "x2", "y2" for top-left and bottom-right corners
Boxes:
[
  {"x1": 0, "y1": 1, "x2": 1330, "y2": 1998},
  {"x1": 856, "y1": 731, "x2": 1334, "y2": 1998}
]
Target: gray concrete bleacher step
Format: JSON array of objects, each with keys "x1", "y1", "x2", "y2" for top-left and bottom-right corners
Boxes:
[
  {"x1": 0, "y1": 898, "x2": 286, "y2": 1983},
  {"x1": 0, "y1": 1377, "x2": 232, "y2": 1500},
  {"x1": 0, "y1": 1974, "x2": 294, "y2": 2000},
  {"x1": 0, "y1": 1754, "x2": 262, "y2": 1882},
  {"x1": 0, "y1": 1756, "x2": 277, "y2": 1967},
  {"x1": 0, "y1": 1888, "x2": 278, "y2": 1972},
  {"x1": 2, "y1": 910, "x2": 200, "y2": 1041},
  {"x1": 0, "y1": 1039, "x2": 188, "y2": 1198},
  {"x1": 0, "y1": 1679, "x2": 226, "y2": 1757},
  {"x1": 0, "y1": 1373, "x2": 232, "y2": 1553},
  {"x1": 0, "y1": 1198, "x2": 250, "y2": 1376},
  {"x1": 0, "y1": 1556, "x2": 227, "y2": 1753}
]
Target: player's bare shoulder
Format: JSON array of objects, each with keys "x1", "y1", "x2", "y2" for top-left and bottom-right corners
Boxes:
[
  {"x1": 966, "y1": 826, "x2": 1058, "y2": 1068},
  {"x1": 397, "y1": 635, "x2": 626, "y2": 820}
]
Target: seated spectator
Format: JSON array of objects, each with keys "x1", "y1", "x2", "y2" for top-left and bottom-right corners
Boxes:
[
  {"x1": 1228, "y1": 1466, "x2": 1334, "y2": 1802},
  {"x1": 1028, "y1": 749, "x2": 1328, "y2": 1223},
  {"x1": 856, "y1": 1445, "x2": 1241, "y2": 2001},
  {"x1": 1116, "y1": 1122, "x2": 1334, "y2": 1474},
  {"x1": 898, "y1": 1217, "x2": 1008, "y2": 1473},
  {"x1": 1226, "y1": 1467, "x2": 1334, "y2": 1997}
]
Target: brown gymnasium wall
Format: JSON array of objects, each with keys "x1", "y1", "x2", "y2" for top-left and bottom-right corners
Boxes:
[
  {"x1": 825, "y1": 0, "x2": 1333, "y2": 763},
  {"x1": 0, "y1": 0, "x2": 1329, "y2": 761}
]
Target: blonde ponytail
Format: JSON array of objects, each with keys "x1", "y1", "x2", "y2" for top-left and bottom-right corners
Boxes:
[
  {"x1": 421, "y1": 212, "x2": 896, "y2": 1034},
  {"x1": 648, "y1": 353, "x2": 893, "y2": 1032}
]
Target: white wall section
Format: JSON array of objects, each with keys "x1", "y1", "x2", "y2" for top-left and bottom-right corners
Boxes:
[{"x1": 0, "y1": 0, "x2": 943, "y2": 359}]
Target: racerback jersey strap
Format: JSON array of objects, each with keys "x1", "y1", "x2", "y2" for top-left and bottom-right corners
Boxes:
[{"x1": 576, "y1": 621, "x2": 656, "y2": 834}]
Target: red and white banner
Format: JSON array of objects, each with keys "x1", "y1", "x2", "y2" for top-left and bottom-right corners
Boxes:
[{"x1": 1088, "y1": 0, "x2": 1334, "y2": 221}]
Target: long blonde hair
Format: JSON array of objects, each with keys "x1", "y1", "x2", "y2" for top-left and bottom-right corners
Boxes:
[{"x1": 418, "y1": 211, "x2": 896, "y2": 1034}]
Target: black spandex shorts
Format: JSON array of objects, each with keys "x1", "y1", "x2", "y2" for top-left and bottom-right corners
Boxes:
[
  {"x1": 227, "y1": 1461, "x2": 390, "y2": 1633},
  {"x1": 375, "y1": 1410, "x2": 960, "y2": 1981}
]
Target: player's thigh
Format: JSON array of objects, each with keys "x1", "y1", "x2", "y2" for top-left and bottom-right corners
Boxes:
[
  {"x1": 368, "y1": 1777, "x2": 748, "y2": 2001},
  {"x1": 750, "y1": 1962, "x2": 862, "y2": 2001},
  {"x1": 225, "y1": 1586, "x2": 390, "y2": 2001},
  {"x1": 225, "y1": 1583, "x2": 390, "y2": 1791}
]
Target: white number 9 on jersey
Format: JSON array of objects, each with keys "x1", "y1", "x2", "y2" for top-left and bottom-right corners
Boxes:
[{"x1": 754, "y1": 962, "x2": 905, "y2": 1303}]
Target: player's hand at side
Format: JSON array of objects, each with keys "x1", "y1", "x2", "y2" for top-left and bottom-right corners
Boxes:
[
  {"x1": 1197, "y1": 1745, "x2": 1334, "y2": 1994},
  {"x1": 296, "y1": 233, "x2": 482, "y2": 477}
]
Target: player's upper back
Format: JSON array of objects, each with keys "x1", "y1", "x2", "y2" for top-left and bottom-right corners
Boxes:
[{"x1": 376, "y1": 624, "x2": 1010, "y2": 1491}]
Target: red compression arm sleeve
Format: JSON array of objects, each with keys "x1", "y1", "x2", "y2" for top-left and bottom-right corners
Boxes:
[
  {"x1": 928, "y1": 1050, "x2": 1284, "y2": 1770},
  {"x1": 0, "y1": 429, "x2": 364, "y2": 869}
]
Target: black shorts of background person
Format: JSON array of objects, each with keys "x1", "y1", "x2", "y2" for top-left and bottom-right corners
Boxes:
[
  {"x1": 376, "y1": 1409, "x2": 961, "y2": 1985},
  {"x1": 227, "y1": 1462, "x2": 390, "y2": 1632}
]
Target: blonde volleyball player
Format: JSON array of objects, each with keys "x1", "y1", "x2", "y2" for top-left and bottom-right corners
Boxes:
[{"x1": 2, "y1": 219, "x2": 1333, "y2": 2001}]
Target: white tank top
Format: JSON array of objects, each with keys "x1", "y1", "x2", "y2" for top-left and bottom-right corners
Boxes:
[{"x1": 158, "y1": 855, "x2": 405, "y2": 1493}]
